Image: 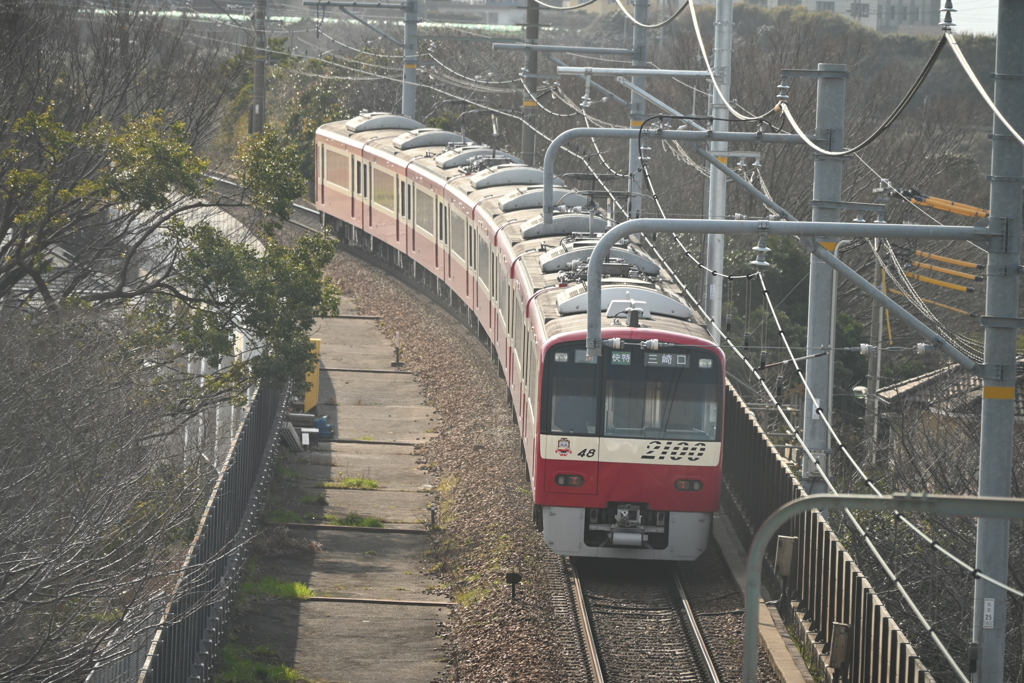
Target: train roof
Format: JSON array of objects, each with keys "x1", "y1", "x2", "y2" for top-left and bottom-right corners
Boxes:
[{"x1": 319, "y1": 113, "x2": 713, "y2": 345}]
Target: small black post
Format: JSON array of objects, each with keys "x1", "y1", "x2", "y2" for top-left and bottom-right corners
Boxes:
[{"x1": 505, "y1": 572, "x2": 522, "y2": 601}]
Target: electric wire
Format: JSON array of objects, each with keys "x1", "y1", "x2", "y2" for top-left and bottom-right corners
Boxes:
[
  {"x1": 944, "y1": 31, "x2": 1024, "y2": 148},
  {"x1": 613, "y1": 0, "x2": 690, "y2": 29},
  {"x1": 529, "y1": 0, "x2": 602, "y2": 10},
  {"x1": 778, "y1": 35, "x2": 947, "y2": 157},
  {"x1": 686, "y1": 0, "x2": 779, "y2": 123}
]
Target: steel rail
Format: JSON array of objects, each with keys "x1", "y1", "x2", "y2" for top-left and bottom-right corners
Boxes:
[
  {"x1": 568, "y1": 559, "x2": 605, "y2": 683},
  {"x1": 671, "y1": 571, "x2": 721, "y2": 683}
]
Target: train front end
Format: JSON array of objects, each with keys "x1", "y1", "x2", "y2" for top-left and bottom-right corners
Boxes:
[{"x1": 535, "y1": 331, "x2": 724, "y2": 560}]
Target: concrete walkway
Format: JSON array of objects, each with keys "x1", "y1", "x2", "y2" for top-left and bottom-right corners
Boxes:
[{"x1": 233, "y1": 298, "x2": 447, "y2": 683}]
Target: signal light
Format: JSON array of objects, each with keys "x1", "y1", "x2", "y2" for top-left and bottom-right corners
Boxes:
[
  {"x1": 675, "y1": 479, "x2": 703, "y2": 492},
  {"x1": 555, "y1": 474, "x2": 584, "y2": 487}
]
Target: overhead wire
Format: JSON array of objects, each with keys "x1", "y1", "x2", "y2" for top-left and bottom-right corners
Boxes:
[
  {"x1": 686, "y1": 0, "x2": 779, "y2": 122},
  {"x1": 944, "y1": 31, "x2": 1024, "y2": 148},
  {"x1": 530, "y1": 0, "x2": 602, "y2": 10},
  {"x1": 778, "y1": 34, "x2": 947, "y2": 156},
  {"x1": 612, "y1": 0, "x2": 690, "y2": 29}
]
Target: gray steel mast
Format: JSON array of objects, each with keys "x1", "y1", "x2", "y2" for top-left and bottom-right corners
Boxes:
[{"x1": 973, "y1": 0, "x2": 1024, "y2": 678}]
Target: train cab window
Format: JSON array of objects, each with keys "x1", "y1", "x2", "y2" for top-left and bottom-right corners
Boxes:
[
  {"x1": 604, "y1": 350, "x2": 720, "y2": 440},
  {"x1": 544, "y1": 345, "x2": 599, "y2": 435}
]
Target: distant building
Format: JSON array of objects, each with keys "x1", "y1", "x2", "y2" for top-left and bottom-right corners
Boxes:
[
  {"x1": 763, "y1": 0, "x2": 942, "y2": 34},
  {"x1": 580, "y1": 0, "x2": 941, "y2": 33}
]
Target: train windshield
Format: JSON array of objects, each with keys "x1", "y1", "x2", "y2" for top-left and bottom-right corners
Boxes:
[{"x1": 543, "y1": 343, "x2": 721, "y2": 441}]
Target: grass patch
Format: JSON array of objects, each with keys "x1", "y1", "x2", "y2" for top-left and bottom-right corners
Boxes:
[
  {"x1": 299, "y1": 492, "x2": 328, "y2": 505},
  {"x1": 215, "y1": 644, "x2": 305, "y2": 683},
  {"x1": 240, "y1": 576, "x2": 316, "y2": 601},
  {"x1": 356, "y1": 435, "x2": 376, "y2": 441},
  {"x1": 276, "y1": 463, "x2": 299, "y2": 481},
  {"x1": 323, "y1": 512, "x2": 385, "y2": 527},
  {"x1": 267, "y1": 509, "x2": 305, "y2": 524},
  {"x1": 322, "y1": 475, "x2": 379, "y2": 490}
]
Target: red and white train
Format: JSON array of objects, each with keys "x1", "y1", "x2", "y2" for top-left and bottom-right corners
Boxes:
[{"x1": 315, "y1": 112, "x2": 725, "y2": 560}]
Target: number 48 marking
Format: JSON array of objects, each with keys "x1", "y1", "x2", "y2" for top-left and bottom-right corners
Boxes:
[{"x1": 578, "y1": 449, "x2": 596, "y2": 458}]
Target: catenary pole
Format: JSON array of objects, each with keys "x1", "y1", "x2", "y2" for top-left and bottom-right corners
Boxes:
[
  {"x1": 402, "y1": 0, "x2": 418, "y2": 119},
  {"x1": 625, "y1": 0, "x2": 648, "y2": 221},
  {"x1": 704, "y1": 0, "x2": 733, "y2": 343},
  {"x1": 252, "y1": 0, "x2": 267, "y2": 133},
  {"x1": 520, "y1": 0, "x2": 539, "y2": 166},
  {"x1": 801, "y1": 63, "x2": 847, "y2": 495},
  {"x1": 973, "y1": 0, "x2": 1024, "y2": 678}
]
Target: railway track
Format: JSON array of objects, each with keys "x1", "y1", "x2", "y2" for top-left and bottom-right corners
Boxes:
[{"x1": 569, "y1": 558, "x2": 722, "y2": 683}]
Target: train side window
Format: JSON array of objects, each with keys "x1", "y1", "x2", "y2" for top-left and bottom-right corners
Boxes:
[
  {"x1": 325, "y1": 149, "x2": 349, "y2": 189},
  {"x1": 478, "y1": 235, "x2": 489, "y2": 289},
  {"x1": 415, "y1": 188, "x2": 434, "y2": 236},
  {"x1": 543, "y1": 345, "x2": 598, "y2": 435},
  {"x1": 451, "y1": 212, "x2": 466, "y2": 259},
  {"x1": 372, "y1": 167, "x2": 394, "y2": 210},
  {"x1": 364, "y1": 164, "x2": 369, "y2": 198},
  {"x1": 355, "y1": 161, "x2": 362, "y2": 196}
]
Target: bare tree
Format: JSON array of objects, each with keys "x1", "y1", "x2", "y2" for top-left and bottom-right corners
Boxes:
[{"x1": 0, "y1": 308, "x2": 222, "y2": 682}]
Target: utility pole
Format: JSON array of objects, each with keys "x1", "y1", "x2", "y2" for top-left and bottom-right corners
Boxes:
[
  {"x1": 402, "y1": 0, "x2": 418, "y2": 119},
  {"x1": 864, "y1": 239, "x2": 883, "y2": 464},
  {"x1": 704, "y1": 0, "x2": 733, "y2": 342},
  {"x1": 800, "y1": 63, "x2": 847, "y2": 495},
  {"x1": 303, "y1": 1, "x2": 418, "y2": 119},
  {"x1": 520, "y1": 0, "x2": 539, "y2": 166},
  {"x1": 972, "y1": 0, "x2": 1024, "y2": 677},
  {"x1": 625, "y1": 0, "x2": 648, "y2": 221},
  {"x1": 252, "y1": 0, "x2": 267, "y2": 133}
]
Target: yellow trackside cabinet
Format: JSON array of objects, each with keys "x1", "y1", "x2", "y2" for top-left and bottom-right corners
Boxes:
[{"x1": 304, "y1": 338, "x2": 321, "y2": 413}]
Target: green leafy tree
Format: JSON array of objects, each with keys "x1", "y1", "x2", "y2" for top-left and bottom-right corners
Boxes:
[{"x1": 0, "y1": 0, "x2": 340, "y2": 397}]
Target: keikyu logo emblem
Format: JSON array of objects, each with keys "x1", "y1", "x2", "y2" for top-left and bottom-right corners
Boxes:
[{"x1": 556, "y1": 437, "x2": 572, "y2": 457}]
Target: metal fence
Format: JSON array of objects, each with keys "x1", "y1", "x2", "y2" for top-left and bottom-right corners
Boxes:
[
  {"x1": 96, "y1": 384, "x2": 288, "y2": 683},
  {"x1": 722, "y1": 383, "x2": 935, "y2": 683}
]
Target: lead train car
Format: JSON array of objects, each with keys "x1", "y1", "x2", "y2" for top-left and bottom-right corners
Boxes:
[{"x1": 315, "y1": 112, "x2": 725, "y2": 560}]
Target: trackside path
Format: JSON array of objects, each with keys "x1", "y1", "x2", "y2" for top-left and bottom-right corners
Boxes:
[{"x1": 227, "y1": 292, "x2": 447, "y2": 683}]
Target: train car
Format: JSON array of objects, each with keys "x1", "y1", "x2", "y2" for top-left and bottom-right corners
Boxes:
[{"x1": 315, "y1": 112, "x2": 725, "y2": 560}]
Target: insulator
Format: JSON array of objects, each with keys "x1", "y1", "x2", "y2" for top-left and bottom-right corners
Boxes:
[
  {"x1": 775, "y1": 375, "x2": 784, "y2": 398},
  {"x1": 744, "y1": 332, "x2": 750, "y2": 349},
  {"x1": 760, "y1": 350, "x2": 767, "y2": 370},
  {"x1": 725, "y1": 314, "x2": 733, "y2": 332}
]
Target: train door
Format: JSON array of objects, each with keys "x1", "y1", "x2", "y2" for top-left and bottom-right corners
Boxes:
[
  {"x1": 350, "y1": 156, "x2": 356, "y2": 219},
  {"x1": 395, "y1": 176, "x2": 401, "y2": 243},
  {"x1": 436, "y1": 200, "x2": 449, "y2": 278},
  {"x1": 317, "y1": 143, "x2": 324, "y2": 204},
  {"x1": 365, "y1": 161, "x2": 372, "y2": 227}
]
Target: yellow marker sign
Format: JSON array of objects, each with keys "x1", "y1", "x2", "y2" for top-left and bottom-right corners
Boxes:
[
  {"x1": 304, "y1": 338, "x2": 322, "y2": 413},
  {"x1": 983, "y1": 386, "x2": 1015, "y2": 400},
  {"x1": 819, "y1": 242, "x2": 837, "y2": 252}
]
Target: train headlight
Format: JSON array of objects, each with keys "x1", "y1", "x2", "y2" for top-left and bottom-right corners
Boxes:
[
  {"x1": 674, "y1": 479, "x2": 703, "y2": 491},
  {"x1": 698, "y1": 358, "x2": 714, "y2": 369},
  {"x1": 555, "y1": 474, "x2": 585, "y2": 487}
]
